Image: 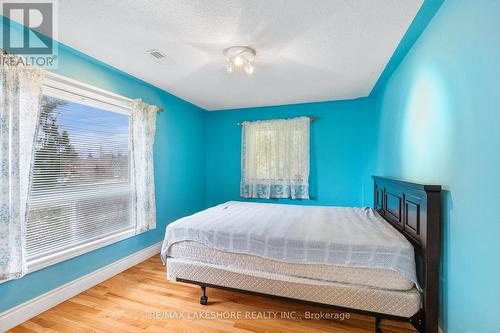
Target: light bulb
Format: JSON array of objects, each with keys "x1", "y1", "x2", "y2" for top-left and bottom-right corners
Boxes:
[
  {"x1": 234, "y1": 56, "x2": 243, "y2": 66},
  {"x1": 227, "y1": 63, "x2": 233, "y2": 73},
  {"x1": 245, "y1": 64, "x2": 254, "y2": 74}
]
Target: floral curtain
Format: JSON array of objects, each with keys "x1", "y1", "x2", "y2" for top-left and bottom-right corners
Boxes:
[
  {"x1": 130, "y1": 99, "x2": 157, "y2": 234},
  {"x1": 0, "y1": 57, "x2": 45, "y2": 281},
  {"x1": 240, "y1": 116, "x2": 310, "y2": 199}
]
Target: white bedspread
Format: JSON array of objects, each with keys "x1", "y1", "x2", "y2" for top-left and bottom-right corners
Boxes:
[{"x1": 161, "y1": 201, "x2": 419, "y2": 289}]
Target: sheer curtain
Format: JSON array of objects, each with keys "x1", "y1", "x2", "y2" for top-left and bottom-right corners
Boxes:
[
  {"x1": 0, "y1": 60, "x2": 45, "y2": 281},
  {"x1": 240, "y1": 117, "x2": 310, "y2": 199},
  {"x1": 130, "y1": 99, "x2": 158, "y2": 233}
]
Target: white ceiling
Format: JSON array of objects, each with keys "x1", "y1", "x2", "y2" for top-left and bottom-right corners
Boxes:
[{"x1": 55, "y1": 0, "x2": 422, "y2": 110}]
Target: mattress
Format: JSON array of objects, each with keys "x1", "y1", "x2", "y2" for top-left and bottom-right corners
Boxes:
[
  {"x1": 167, "y1": 258, "x2": 421, "y2": 318},
  {"x1": 168, "y1": 241, "x2": 414, "y2": 291},
  {"x1": 161, "y1": 201, "x2": 419, "y2": 289}
]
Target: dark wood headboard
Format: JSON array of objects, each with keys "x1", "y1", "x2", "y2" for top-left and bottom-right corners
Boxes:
[{"x1": 373, "y1": 176, "x2": 441, "y2": 333}]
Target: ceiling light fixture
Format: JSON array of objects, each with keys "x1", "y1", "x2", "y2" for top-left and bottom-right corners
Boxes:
[{"x1": 223, "y1": 46, "x2": 256, "y2": 75}]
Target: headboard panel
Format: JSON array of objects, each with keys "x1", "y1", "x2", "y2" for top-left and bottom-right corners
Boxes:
[{"x1": 373, "y1": 176, "x2": 441, "y2": 333}]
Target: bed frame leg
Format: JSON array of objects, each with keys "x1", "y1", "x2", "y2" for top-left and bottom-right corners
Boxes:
[
  {"x1": 410, "y1": 312, "x2": 424, "y2": 333},
  {"x1": 200, "y1": 286, "x2": 208, "y2": 305},
  {"x1": 375, "y1": 317, "x2": 382, "y2": 333}
]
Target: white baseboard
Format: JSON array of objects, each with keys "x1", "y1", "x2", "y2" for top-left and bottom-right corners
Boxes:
[{"x1": 0, "y1": 242, "x2": 162, "y2": 332}]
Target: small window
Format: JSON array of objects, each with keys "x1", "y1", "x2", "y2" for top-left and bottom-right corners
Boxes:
[
  {"x1": 240, "y1": 117, "x2": 310, "y2": 199},
  {"x1": 26, "y1": 75, "x2": 134, "y2": 271}
]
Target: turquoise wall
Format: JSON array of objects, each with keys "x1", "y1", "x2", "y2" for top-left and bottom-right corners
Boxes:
[
  {"x1": 205, "y1": 2, "x2": 500, "y2": 332},
  {"x1": 0, "y1": 18, "x2": 206, "y2": 312},
  {"x1": 372, "y1": 1, "x2": 500, "y2": 332},
  {"x1": 205, "y1": 99, "x2": 377, "y2": 208}
]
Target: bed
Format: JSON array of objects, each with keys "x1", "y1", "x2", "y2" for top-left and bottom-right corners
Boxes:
[{"x1": 161, "y1": 177, "x2": 441, "y2": 333}]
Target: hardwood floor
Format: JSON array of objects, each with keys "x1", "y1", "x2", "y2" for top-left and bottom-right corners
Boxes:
[{"x1": 10, "y1": 255, "x2": 417, "y2": 333}]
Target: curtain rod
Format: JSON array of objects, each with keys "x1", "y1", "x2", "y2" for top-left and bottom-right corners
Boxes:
[
  {"x1": 2, "y1": 50, "x2": 165, "y2": 113},
  {"x1": 237, "y1": 117, "x2": 319, "y2": 126},
  {"x1": 44, "y1": 72, "x2": 165, "y2": 113}
]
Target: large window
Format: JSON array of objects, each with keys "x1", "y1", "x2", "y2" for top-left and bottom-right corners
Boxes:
[{"x1": 26, "y1": 74, "x2": 134, "y2": 271}]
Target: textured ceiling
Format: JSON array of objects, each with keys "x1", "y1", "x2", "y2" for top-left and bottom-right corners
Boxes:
[{"x1": 55, "y1": 0, "x2": 423, "y2": 110}]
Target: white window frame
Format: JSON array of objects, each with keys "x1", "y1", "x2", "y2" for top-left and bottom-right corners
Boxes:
[{"x1": 26, "y1": 72, "x2": 136, "y2": 273}]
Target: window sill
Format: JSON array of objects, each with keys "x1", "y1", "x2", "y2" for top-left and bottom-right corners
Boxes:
[{"x1": 27, "y1": 227, "x2": 136, "y2": 273}]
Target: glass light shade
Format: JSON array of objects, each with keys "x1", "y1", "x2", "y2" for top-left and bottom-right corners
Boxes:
[{"x1": 223, "y1": 46, "x2": 256, "y2": 75}]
